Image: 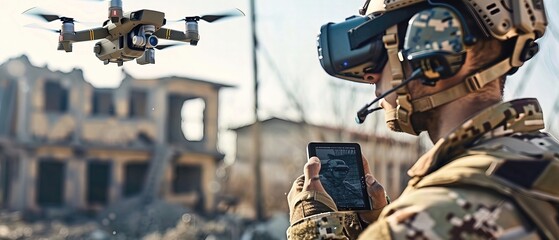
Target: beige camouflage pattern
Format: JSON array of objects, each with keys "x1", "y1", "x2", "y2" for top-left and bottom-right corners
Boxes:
[
  {"x1": 287, "y1": 99, "x2": 559, "y2": 239},
  {"x1": 358, "y1": 98, "x2": 559, "y2": 239},
  {"x1": 361, "y1": 186, "x2": 541, "y2": 239},
  {"x1": 287, "y1": 212, "x2": 363, "y2": 240}
]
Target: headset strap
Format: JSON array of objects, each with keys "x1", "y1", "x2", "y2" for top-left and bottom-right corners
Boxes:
[
  {"x1": 384, "y1": 25, "x2": 418, "y2": 135},
  {"x1": 412, "y1": 57, "x2": 512, "y2": 112},
  {"x1": 383, "y1": 25, "x2": 404, "y2": 92}
]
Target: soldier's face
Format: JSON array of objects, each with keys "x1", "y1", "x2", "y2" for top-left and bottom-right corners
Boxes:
[
  {"x1": 331, "y1": 165, "x2": 349, "y2": 179},
  {"x1": 363, "y1": 62, "x2": 399, "y2": 132}
]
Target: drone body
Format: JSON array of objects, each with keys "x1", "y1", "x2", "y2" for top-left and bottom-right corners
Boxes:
[{"x1": 26, "y1": 0, "x2": 243, "y2": 66}]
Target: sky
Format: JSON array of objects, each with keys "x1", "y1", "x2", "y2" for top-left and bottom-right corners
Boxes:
[
  {"x1": 1, "y1": 0, "x2": 558, "y2": 160},
  {"x1": 1, "y1": 0, "x2": 367, "y2": 123},
  {"x1": 0, "y1": 0, "x2": 370, "y2": 161}
]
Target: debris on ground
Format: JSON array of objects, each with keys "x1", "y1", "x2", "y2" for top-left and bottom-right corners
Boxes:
[{"x1": 0, "y1": 204, "x2": 290, "y2": 240}]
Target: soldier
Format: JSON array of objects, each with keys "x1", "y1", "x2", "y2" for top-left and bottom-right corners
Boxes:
[
  {"x1": 319, "y1": 159, "x2": 364, "y2": 208},
  {"x1": 287, "y1": 0, "x2": 559, "y2": 239}
]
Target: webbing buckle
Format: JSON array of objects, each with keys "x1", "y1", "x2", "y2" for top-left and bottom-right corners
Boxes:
[
  {"x1": 382, "y1": 34, "x2": 398, "y2": 49},
  {"x1": 465, "y1": 75, "x2": 482, "y2": 92}
]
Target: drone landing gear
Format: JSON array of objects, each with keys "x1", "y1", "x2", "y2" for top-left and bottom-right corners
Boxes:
[
  {"x1": 136, "y1": 49, "x2": 155, "y2": 65},
  {"x1": 103, "y1": 60, "x2": 123, "y2": 66}
]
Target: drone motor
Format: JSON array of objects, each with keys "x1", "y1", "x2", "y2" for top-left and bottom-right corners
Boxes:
[
  {"x1": 61, "y1": 21, "x2": 74, "y2": 34},
  {"x1": 58, "y1": 20, "x2": 75, "y2": 52},
  {"x1": 109, "y1": 0, "x2": 123, "y2": 23},
  {"x1": 184, "y1": 20, "x2": 199, "y2": 46}
]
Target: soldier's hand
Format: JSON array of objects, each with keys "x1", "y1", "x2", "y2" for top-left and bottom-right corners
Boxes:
[
  {"x1": 287, "y1": 156, "x2": 331, "y2": 222},
  {"x1": 287, "y1": 157, "x2": 327, "y2": 206},
  {"x1": 359, "y1": 155, "x2": 388, "y2": 224},
  {"x1": 302, "y1": 156, "x2": 327, "y2": 192}
]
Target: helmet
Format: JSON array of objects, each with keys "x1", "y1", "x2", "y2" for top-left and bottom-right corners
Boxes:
[
  {"x1": 319, "y1": 0, "x2": 547, "y2": 135},
  {"x1": 364, "y1": 0, "x2": 546, "y2": 41},
  {"x1": 323, "y1": 159, "x2": 350, "y2": 179},
  {"x1": 327, "y1": 159, "x2": 349, "y2": 171}
]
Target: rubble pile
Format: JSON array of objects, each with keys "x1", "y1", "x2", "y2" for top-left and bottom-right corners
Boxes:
[
  {"x1": 97, "y1": 197, "x2": 190, "y2": 239},
  {"x1": 0, "y1": 211, "x2": 102, "y2": 240},
  {"x1": 97, "y1": 197, "x2": 252, "y2": 239},
  {"x1": 0, "y1": 202, "x2": 289, "y2": 239}
]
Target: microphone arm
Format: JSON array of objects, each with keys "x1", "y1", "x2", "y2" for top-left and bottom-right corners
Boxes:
[{"x1": 355, "y1": 69, "x2": 424, "y2": 124}]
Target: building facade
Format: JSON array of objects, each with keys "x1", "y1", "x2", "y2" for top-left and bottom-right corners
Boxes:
[{"x1": 0, "y1": 55, "x2": 231, "y2": 214}]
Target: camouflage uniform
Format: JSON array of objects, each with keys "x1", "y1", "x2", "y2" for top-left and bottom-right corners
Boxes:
[{"x1": 288, "y1": 98, "x2": 559, "y2": 239}]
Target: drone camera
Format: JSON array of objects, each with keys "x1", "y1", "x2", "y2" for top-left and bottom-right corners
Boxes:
[
  {"x1": 147, "y1": 35, "x2": 158, "y2": 48},
  {"x1": 132, "y1": 34, "x2": 158, "y2": 48},
  {"x1": 132, "y1": 35, "x2": 145, "y2": 47}
]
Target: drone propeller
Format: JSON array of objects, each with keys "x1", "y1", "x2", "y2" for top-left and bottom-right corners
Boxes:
[
  {"x1": 154, "y1": 43, "x2": 184, "y2": 50},
  {"x1": 24, "y1": 23, "x2": 61, "y2": 33},
  {"x1": 178, "y1": 8, "x2": 245, "y2": 23},
  {"x1": 23, "y1": 7, "x2": 77, "y2": 23}
]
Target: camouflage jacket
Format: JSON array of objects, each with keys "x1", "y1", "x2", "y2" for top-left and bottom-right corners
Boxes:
[{"x1": 288, "y1": 98, "x2": 559, "y2": 239}]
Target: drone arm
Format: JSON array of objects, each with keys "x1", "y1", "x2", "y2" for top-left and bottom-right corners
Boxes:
[
  {"x1": 73, "y1": 27, "x2": 110, "y2": 42},
  {"x1": 154, "y1": 27, "x2": 198, "y2": 44}
]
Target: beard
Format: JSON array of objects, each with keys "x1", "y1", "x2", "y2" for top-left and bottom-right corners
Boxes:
[{"x1": 384, "y1": 108, "x2": 427, "y2": 134}]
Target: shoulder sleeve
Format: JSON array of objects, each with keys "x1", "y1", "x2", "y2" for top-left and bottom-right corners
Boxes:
[
  {"x1": 289, "y1": 191, "x2": 337, "y2": 223},
  {"x1": 358, "y1": 186, "x2": 541, "y2": 239}
]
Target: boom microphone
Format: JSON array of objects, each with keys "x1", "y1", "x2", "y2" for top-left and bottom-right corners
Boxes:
[{"x1": 355, "y1": 68, "x2": 424, "y2": 124}]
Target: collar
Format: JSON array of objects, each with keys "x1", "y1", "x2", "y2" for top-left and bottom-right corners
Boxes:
[{"x1": 408, "y1": 98, "x2": 545, "y2": 178}]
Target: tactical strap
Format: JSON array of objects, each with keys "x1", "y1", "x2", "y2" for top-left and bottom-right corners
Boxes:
[
  {"x1": 410, "y1": 31, "x2": 538, "y2": 113},
  {"x1": 384, "y1": 25, "x2": 419, "y2": 135},
  {"x1": 412, "y1": 57, "x2": 512, "y2": 112},
  {"x1": 383, "y1": 25, "x2": 404, "y2": 87}
]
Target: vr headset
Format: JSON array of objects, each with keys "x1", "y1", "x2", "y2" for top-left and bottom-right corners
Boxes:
[{"x1": 317, "y1": 4, "x2": 429, "y2": 83}]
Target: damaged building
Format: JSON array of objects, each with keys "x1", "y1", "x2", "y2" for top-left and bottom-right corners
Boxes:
[{"x1": 0, "y1": 55, "x2": 232, "y2": 215}]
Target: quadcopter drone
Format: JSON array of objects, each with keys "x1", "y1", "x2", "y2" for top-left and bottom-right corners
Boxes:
[{"x1": 24, "y1": 0, "x2": 244, "y2": 66}]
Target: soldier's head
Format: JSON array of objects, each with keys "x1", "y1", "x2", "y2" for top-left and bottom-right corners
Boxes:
[
  {"x1": 317, "y1": 0, "x2": 547, "y2": 135},
  {"x1": 323, "y1": 159, "x2": 350, "y2": 181}
]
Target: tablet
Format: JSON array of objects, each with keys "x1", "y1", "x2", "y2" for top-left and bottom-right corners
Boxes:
[{"x1": 307, "y1": 142, "x2": 371, "y2": 211}]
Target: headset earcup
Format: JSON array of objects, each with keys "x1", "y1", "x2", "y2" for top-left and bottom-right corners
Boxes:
[{"x1": 402, "y1": 7, "x2": 468, "y2": 85}]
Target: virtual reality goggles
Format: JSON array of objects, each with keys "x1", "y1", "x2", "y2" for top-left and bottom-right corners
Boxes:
[{"x1": 317, "y1": 4, "x2": 429, "y2": 83}]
